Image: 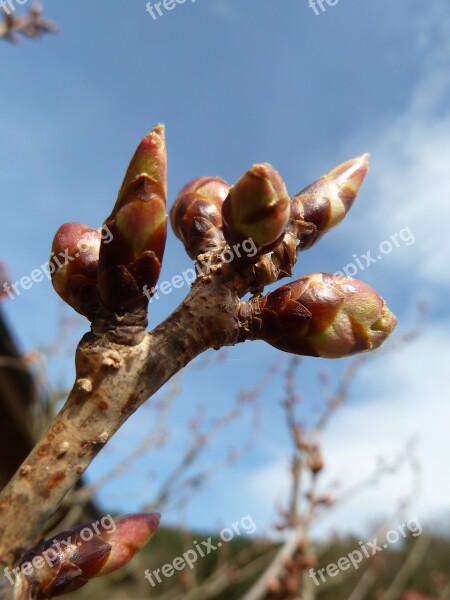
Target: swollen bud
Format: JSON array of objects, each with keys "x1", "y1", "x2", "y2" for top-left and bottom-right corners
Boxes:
[
  {"x1": 291, "y1": 154, "x2": 369, "y2": 251},
  {"x1": 222, "y1": 163, "x2": 290, "y2": 259},
  {"x1": 98, "y1": 124, "x2": 167, "y2": 313},
  {"x1": 50, "y1": 222, "x2": 101, "y2": 321},
  {"x1": 16, "y1": 513, "x2": 160, "y2": 598},
  {"x1": 170, "y1": 176, "x2": 230, "y2": 259},
  {"x1": 249, "y1": 273, "x2": 396, "y2": 358},
  {"x1": 307, "y1": 446, "x2": 324, "y2": 474}
]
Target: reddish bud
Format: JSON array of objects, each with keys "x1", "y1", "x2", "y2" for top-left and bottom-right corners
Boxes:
[
  {"x1": 16, "y1": 513, "x2": 160, "y2": 598},
  {"x1": 291, "y1": 154, "x2": 369, "y2": 251},
  {"x1": 170, "y1": 176, "x2": 230, "y2": 259},
  {"x1": 222, "y1": 163, "x2": 290, "y2": 258},
  {"x1": 50, "y1": 222, "x2": 101, "y2": 321},
  {"x1": 98, "y1": 125, "x2": 167, "y2": 313},
  {"x1": 249, "y1": 273, "x2": 397, "y2": 358}
]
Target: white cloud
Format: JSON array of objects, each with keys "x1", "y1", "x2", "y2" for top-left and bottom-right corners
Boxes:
[
  {"x1": 353, "y1": 112, "x2": 450, "y2": 288},
  {"x1": 340, "y1": 6, "x2": 450, "y2": 291}
]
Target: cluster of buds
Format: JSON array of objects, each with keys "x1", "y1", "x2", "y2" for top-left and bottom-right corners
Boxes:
[
  {"x1": 51, "y1": 122, "x2": 396, "y2": 359},
  {"x1": 170, "y1": 149, "x2": 396, "y2": 359},
  {"x1": 171, "y1": 162, "x2": 291, "y2": 262},
  {"x1": 50, "y1": 125, "x2": 168, "y2": 323},
  {"x1": 0, "y1": 3, "x2": 57, "y2": 44},
  {"x1": 172, "y1": 153, "x2": 369, "y2": 262},
  {"x1": 10, "y1": 513, "x2": 159, "y2": 599}
]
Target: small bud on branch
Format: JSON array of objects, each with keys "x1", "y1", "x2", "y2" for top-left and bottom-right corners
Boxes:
[
  {"x1": 244, "y1": 273, "x2": 397, "y2": 358},
  {"x1": 50, "y1": 223, "x2": 101, "y2": 321},
  {"x1": 170, "y1": 176, "x2": 230, "y2": 259},
  {"x1": 222, "y1": 163, "x2": 290, "y2": 259},
  {"x1": 290, "y1": 154, "x2": 369, "y2": 251},
  {"x1": 98, "y1": 124, "x2": 167, "y2": 313},
  {"x1": 15, "y1": 513, "x2": 160, "y2": 599}
]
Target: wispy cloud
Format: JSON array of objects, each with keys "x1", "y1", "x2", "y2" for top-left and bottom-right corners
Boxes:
[{"x1": 342, "y1": 5, "x2": 450, "y2": 291}]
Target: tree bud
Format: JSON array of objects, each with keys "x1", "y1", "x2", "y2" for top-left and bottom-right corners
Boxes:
[
  {"x1": 249, "y1": 273, "x2": 397, "y2": 358},
  {"x1": 291, "y1": 154, "x2": 369, "y2": 251},
  {"x1": 222, "y1": 163, "x2": 290, "y2": 259},
  {"x1": 98, "y1": 124, "x2": 167, "y2": 313},
  {"x1": 170, "y1": 176, "x2": 230, "y2": 259},
  {"x1": 50, "y1": 222, "x2": 101, "y2": 321},
  {"x1": 17, "y1": 513, "x2": 160, "y2": 598}
]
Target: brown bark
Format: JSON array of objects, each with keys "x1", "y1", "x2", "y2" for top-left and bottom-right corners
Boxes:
[{"x1": 0, "y1": 264, "x2": 244, "y2": 574}]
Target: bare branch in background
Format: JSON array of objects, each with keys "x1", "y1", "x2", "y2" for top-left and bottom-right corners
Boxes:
[{"x1": 0, "y1": 3, "x2": 57, "y2": 44}]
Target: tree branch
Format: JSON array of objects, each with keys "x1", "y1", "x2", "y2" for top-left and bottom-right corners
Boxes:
[
  {"x1": 0, "y1": 131, "x2": 396, "y2": 600},
  {"x1": 0, "y1": 270, "x2": 243, "y2": 571}
]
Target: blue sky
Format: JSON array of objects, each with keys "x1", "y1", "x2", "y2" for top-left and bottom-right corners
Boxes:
[{"x1": 1, "y1": 0, "x2": 450, "y2": 539}]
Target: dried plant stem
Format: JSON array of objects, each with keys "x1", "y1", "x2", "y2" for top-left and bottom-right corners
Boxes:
[
  {"x1": 241, "y1": 528, "x2": 305, "y2": 600},
  {"x1": 380, "y1": 534, "x2": 432, "y2": 600},
  {"x1": 346, "y1": 568, "x2": 377, "y2": 600}
]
